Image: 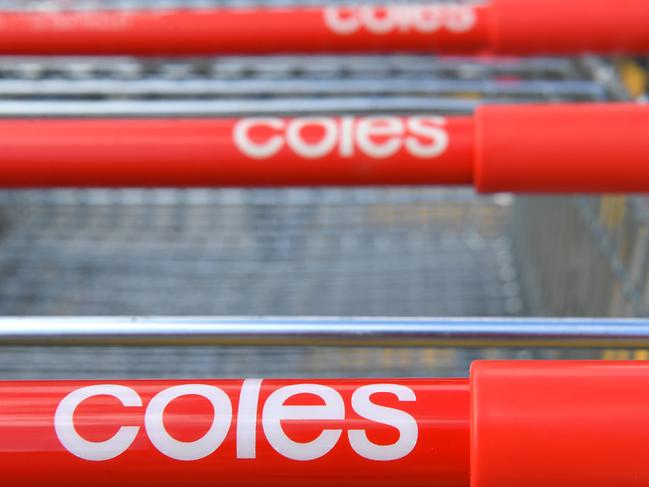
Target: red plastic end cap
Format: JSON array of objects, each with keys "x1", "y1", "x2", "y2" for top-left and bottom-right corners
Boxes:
[
  {"x1": 470, "y1": 360, "x2": 649, "y2": 487},
  {"x1": 489, "y1": 0, "x2": 649, "y2": 54},
  {"x1": 474, "y1": 103, "x2": 649, "y2": 193}
]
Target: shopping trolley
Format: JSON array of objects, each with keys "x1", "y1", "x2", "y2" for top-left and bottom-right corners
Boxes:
[
  {"x1": 0, "y1": 1, "x2": 648, "y2": 486},
  {"x1": 0, "y1": 44, "x2": 646, "y2": 378}
]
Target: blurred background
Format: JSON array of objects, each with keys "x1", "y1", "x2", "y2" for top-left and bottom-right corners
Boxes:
[{"x1": 0, "y1": 0, "x2": 647, "y2": 378}]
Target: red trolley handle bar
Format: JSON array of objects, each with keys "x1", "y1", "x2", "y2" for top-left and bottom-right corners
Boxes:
[
  {"x1": 0, "y1": 361, "x2": 647, "y2": 487},
  {"x1": 0, "y1": 103, "x2": 646, "y2": 193},
  {"x1": 0, "y1": 0, "x2": 646, "y2": 55}
]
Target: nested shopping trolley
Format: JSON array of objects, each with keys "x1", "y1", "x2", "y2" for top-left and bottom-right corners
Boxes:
[
  {"x1": 0, "y1": 1, "x2": 649, "y2": 486},
  {"x1": 0, "y1": 1, "x2": 646, "y2": 378}
]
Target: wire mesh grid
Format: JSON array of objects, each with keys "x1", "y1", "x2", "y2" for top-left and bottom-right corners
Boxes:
[
  {"x1": 0, "y1": 55, "x2": 610, "y2": 116},
  {"x1": 0, "y1": 2, "x2": 645, "y2": 379},
  {"x1": 2, "y1": 344, "x2": 607, "y2": 379},
  {"x1": 0, "y1": 188, "x2": 517, "y2": 317},
  {"x1": 513, "y1": 195, "x2": 649, "y2": 318}
]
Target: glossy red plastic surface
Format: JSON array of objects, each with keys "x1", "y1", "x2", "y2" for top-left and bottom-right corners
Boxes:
[
  {"x1": 0, "y1": 379, "x2": 470, "y2": 487},
  {"x1": 6, "y1": 363, "x2": 649, "y2": 486},
  {"x1": 0, "y1": 1, "x2": 646, "y2": 55},
  {"x1": 471, "y1": 361, "x2": 649, "y2": 487},
  {"x1": 0, "y1": 116, "x2": 475, "y2": 187},
  {"x1": 474, "y1": 103, "x2": 649, "y2": 193},
  {"x1": 0, "y1": 5, "x2": 488, "y2": 56},
  {"x1": 2, "y1": 104, "x2": 649, "y2": 192},
  {"x1": 489, "y1": 0, "x2": 649, "y2": 54}
]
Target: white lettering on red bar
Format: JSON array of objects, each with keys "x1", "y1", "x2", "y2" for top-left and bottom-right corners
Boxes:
[
  {"x1": 54, "y1": 381, "x2": 418, "y2": 462},
  {"x1": 55, "y1": 384, "x2": 142, "y2": 461},
  {"x1": 233, "y1": 116, "x2": 449, "y2": 160},
  {"x1": 323, "y1": 5, "x2": 476, "y2": 35}
]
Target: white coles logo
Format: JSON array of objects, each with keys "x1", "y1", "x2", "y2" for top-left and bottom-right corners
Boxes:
[
  {"x1": 323, "y1": 5, "x2": 476, "y2": 35},
  {"x1": 233, "y1": 116, "x2": 449, "y2": 160},
  {"x1": 55, "y1": 380, "x2": 418, "y2": 462}
]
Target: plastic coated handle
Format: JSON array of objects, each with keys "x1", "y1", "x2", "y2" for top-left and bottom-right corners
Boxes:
[
  {"x1": 0, "y1": 379, "x2": 470, "y2": 487},
  {"x1": 0, "y1": 104, "x2": 647, "y2": 192},
  {"x1": 474, "y1": 103, "x2": 649, "y2": 193},
  {"x1": 471, "y1": 361, "x2": 649, "y2": 487},
  {"x1": 2, "y1": 362, "x2": 649, "y2": 487},
  {"x1": 0, "y1": 1, "x2": 645, "y2": 55}
]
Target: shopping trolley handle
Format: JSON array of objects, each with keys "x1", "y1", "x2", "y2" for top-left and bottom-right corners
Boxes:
[
  {"x1": 0, "y1": 103, "x2": 646, "y2": 193},
  {"x1": 0, "y1": 0, "x2": 646, "y2": 56},
  {"x1": 1, "y1": 361, "x2": 649, "y2": 487}
]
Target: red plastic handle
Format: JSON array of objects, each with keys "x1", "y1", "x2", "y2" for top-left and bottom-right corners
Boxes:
[
  {"x1": 0, "y1": 5, "x2": 492, "y2": 55},
  {"x1": 0, "y1": 379, "x2": 470, "y2": 487},
  {"x1": 470, "y1": 361, "x2": 649, "y2": 487},
  {"x1": 0, "y1": 116, "x2": 475, "y2": 187},
  {"x1": 473, "y1": 103, "x2": 649, "y2": 193},
  {"x1": 0, "y1": 0, "x2": 646, "y2": 55},
  {"x1": 2, "y1": 362, "x2": 649, "y2": 487},
  {"x1": 489, "y1": 0, "x2": 649, "y2": 55},
  {"x1": 0, "y1": 104, "x2": 647, "y2": 192}
]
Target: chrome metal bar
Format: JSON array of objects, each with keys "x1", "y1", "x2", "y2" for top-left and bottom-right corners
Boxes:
[
  {"x1": 0, "y1": 55, "x2": 577, "y2": 78},
  {"x1": 0, "y1": 78, "x2": 605, "y2": 98},
  {"x1": 1, "y1": 317, "x2": 649, "y2": 348},
  {"x1": 0, "y1": 97, "x2": 484, "y2": 117}
]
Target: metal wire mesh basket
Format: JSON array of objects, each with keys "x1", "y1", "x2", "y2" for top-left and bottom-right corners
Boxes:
[{"x1": 0, "y1": 1, "x2": 647, "y2": 380}]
